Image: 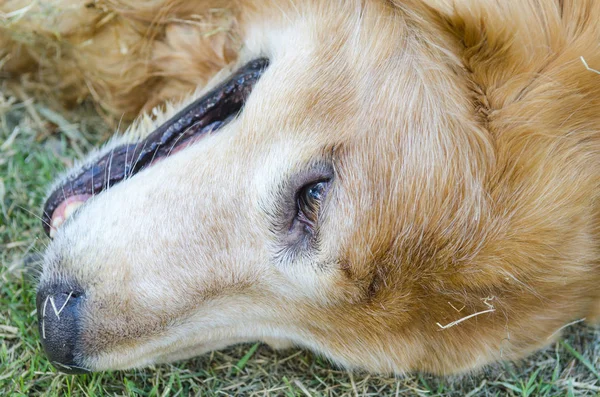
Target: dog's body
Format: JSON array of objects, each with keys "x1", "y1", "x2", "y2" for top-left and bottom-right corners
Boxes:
[{"x1": 3, "y1": 0, "x2": 600, "y2": 375}]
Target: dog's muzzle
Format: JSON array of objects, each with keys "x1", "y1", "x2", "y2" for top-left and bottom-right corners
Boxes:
[{"x1": 36, "y1": 58, "x2": 270, "y2": 374}]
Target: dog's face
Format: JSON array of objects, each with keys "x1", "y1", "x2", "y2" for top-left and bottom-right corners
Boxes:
[{"x1": 36, "y1": 0, "x2": 600, "y2": 375}]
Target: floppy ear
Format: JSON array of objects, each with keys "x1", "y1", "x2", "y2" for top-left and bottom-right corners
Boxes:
[
  {"x1": 0, "y1": 0, "x2": 240, "y2": 120},
  {"x1": 392, "y1": 0, "x2": 600, "y2": 140}
]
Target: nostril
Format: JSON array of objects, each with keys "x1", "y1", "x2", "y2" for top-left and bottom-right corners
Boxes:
[
  {"x1": 36, "y1": 283, "x2": 89, "y2": 374},
  {"x1": 39, "y1": 289, "x2": 83, "y2": 324}
]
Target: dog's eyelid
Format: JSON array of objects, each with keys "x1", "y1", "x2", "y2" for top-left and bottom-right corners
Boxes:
[
  {"x1": 291, "y1": 162, "x2": 335, "y2": 191},
  {"x1": 295, "y1": 179, "x2": 331, "y2": 228},
  {"x1": 276, "y1": 161, "x2": 334, "y2": 246},
  {"x1": 268, "y1": 160, "x2": 335, "y2": 258}
]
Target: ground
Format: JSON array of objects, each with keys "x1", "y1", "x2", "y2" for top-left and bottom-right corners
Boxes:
[{"x1": 0, "y1": 88, "x2": 599, "y2": 396}]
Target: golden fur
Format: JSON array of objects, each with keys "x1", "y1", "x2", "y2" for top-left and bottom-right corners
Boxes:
[{"x1": 3, "y1": 0, "x2": 600, "y2": 374}]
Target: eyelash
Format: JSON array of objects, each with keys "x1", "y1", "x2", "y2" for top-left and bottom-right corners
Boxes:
[{"x1": 294, "y1": 180, "x2": 330, "y2": 234}]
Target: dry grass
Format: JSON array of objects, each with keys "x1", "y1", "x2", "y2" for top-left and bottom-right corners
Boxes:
[{"x1": 1, "y1": 86, "x2": 599, "y2": 396}]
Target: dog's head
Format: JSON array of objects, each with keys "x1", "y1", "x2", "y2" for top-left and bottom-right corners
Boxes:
[{"x1": 36, "y1": 0, "x2": 600, "y2": 374}]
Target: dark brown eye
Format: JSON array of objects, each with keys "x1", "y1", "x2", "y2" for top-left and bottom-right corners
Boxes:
[{"x1": 296, "y1": 180, "x2": 329, "y2": 232}]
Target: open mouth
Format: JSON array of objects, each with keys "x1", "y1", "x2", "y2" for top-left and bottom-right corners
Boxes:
[{"x1": 42, "y1": 58, "x2": 269, "y2": 237}]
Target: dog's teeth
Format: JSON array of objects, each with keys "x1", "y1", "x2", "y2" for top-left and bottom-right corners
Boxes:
[
  {"x1": 48, "y1": 195, "x2": 91, "y2": 238},
  {"x1": 50, "y1": 217, "x2": 64, "y2": 238},
  {"x1": 63, "y1": 201, "x2": 85, "y2": 220}
]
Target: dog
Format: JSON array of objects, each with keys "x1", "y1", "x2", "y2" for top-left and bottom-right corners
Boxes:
[{"x1": 2, "y1": 0, "x2": 600, "y2": 375}]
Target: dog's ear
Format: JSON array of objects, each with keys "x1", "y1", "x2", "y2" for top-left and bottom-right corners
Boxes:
[
  {"x1": 0, "y1": 0, "x2": 240, "y2": 121},
  {"x1": 391, "y1": 0, "x2": 600, "y2": 134},
  {"x1": 420, "y1": 1, "x2": 565, "y2": 99}
]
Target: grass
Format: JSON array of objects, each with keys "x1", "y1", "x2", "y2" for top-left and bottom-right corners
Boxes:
[{"x1": 0, "y1": 88, "x2": 599, "y2": 396}]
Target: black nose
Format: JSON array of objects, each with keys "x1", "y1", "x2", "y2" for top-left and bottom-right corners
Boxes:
[{"x1": 36, "y1": 283, "x2": 89, "y2": 374}]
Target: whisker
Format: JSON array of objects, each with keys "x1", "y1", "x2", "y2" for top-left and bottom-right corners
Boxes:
[
  {"x1": 23, "y1": 237, "x2": 48, "y2": 265},
  {"x1": 126, "y1": 140, "x2": 140, "y2": 180},
  {"x1": 148, "y1": 140, "x2": 161, "y2": 167},
  {"x1": 42, "y1": 209, "x2": 53, "y2": 226},
  {"x1": 165, "y1": 124, "x2": 195, "y2": 157},
  {"x1": 17, "y1": 205, "x2": 52, "y2": 229},
  {"x1": 91, "y1": 156, "x2": 95, "y2": 199},
  {"x1": 68, "y1": 178, "x2": 75, "y2": 203},
  {"x1": 124, "y1": 138, "x2": 131, "y2": 181},
  {"x1": 25, "y1": 245, "x2": 45, "y2": 259},
  {"x1": 34, "y1": 236, "x2": 51, "y2": 251},
  {"x1": 130, "y1": 140, "x2": 148, "y2": 179},
  {"x1": 105, "y1": 146, "x2": 116, "y2": 192},
  {"x1": 61, "y1": 181, "x2": 68, "y2": 206}
]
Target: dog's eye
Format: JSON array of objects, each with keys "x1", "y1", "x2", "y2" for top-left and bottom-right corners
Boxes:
[
  {"x1": 275, "y1": 163, "x2": 334, "y2": 254},
  {"x1": 294, "y1": 180, "x2": 330, "y2": 233}
]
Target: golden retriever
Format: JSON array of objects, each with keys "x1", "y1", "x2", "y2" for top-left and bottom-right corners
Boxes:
[{"x1": 2, "y1": 0, "x2": 599, "y2": 375}]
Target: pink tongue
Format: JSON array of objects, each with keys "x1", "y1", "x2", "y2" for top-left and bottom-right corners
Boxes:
[{"x1": 49, "y1": 194, "x2": 92, "y2": 237}]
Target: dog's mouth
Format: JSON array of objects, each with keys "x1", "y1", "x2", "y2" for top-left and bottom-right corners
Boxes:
[{"x1": 42, "y1": 58, "x2": 269, "y2": 238}]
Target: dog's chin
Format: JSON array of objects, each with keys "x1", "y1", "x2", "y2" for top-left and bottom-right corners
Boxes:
[
  {"x1": 85, "y1": 337, "x2": 253, "y2": 372},
  {"x1": 78, "y1": 344, "x2": 199, "y2": 372},
  {"x1": 151, "y1": 346, "x2": 210, "y2": 366}
]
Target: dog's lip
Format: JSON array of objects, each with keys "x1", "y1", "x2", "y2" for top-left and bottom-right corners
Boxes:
[{"x1": 42, "y1": 58, "x2": 269, "y2": 237}]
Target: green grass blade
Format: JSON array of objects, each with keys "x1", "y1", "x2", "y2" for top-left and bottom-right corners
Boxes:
[
  {"x1": 233, "y1": 343, "x2": 260, "y2": 375},
  {"x1": 561, "y1": 340, "x2": 600, "y2": 380}
]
